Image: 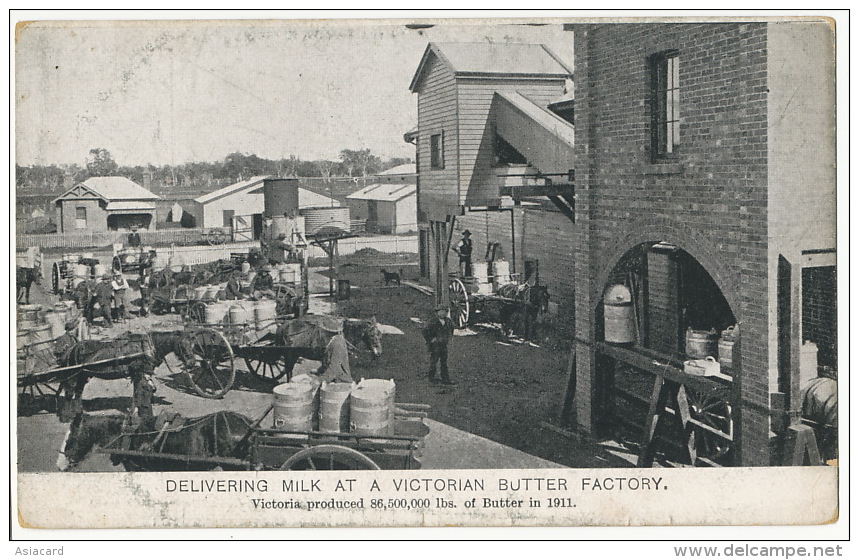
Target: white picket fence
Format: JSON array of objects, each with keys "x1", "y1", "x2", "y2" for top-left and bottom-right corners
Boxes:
[{"x1": 16, "y1": 228, "x2": 206, "y2": 249}]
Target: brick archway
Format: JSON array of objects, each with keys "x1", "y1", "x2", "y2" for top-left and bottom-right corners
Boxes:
[{"x1": 593, "y1": 217, "x2": 741, "y2": 320}]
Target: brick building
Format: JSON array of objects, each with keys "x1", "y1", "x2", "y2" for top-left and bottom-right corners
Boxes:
[
  {"x1": 570, "y1": 21, "x2": 835, "y2": 466},
  {"x1": 410, "y1": 21, "x2": 836, "y2": 467}
]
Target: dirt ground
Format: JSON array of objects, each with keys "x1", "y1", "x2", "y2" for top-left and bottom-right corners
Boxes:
[{"x1": 16, "y1": 249, "x2": 635, "y2": 471}]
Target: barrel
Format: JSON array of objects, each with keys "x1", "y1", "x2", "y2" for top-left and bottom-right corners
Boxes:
[
  {"x1": 29, "y1": 323, "x2": 52, "y2": 346},
  {"x1": 229, "y1": 303, "x2": 251, "y2": 326},
  {"x1": 72, "y1": 263, "x2": 89, "y2": 279},
  {"x1": 319, "y1": 382, "x2": 354, "y2": 433},
  {"x1": 255, "y1": 299, "x2": 277, "y2": 330},
  {"x1": 351, "y1": 379, "x2": 396, "y2": 436},
  {"x1": 472, "y1": 262, "x2": 489, "y2": 283},
  {"x1": 272, "y1": 382, "x2": 315, "y2": 432},
  {"x1": 81, "y1": 252, "x2": 94, "y2": 260},
  {"x1": 64, "y1": 254, "x2": 80, "y2": 263},
  {"x1": 603, "y1": 284, "x2": 635, "y2": 344},
  {"x1": 492, "y1": 260, "x2": 511, "y2": 285},
  {"x1": 685, "y1": 328, "x2": 718, "y2": 359},
  {"x1": 800, "y1": 376, "x2": 837, "y2": 428},
  {"x1": 194, "y1": 286, "x2": 209, "y2": 300},
  {"x1": 168, "y1": 256, "x2": 183, "y2": 273},
  {"x1": 93, "y1": 263, "x2": 107, "y2": 279},
  {"x1": 205, "y1": 302, "x2": 228, "y2": 324},
  {"x1": 718, "y1": 338, "x2": 736, "y2": 369},
  {"x1": 205, "y1": 286, "x2": 220, "y2": 300},
  {"x1": 44, "y1": 311, "x2": 66, "y2": 339}
]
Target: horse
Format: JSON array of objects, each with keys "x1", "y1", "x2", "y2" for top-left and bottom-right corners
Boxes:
[
  {"x1": 52, "y1": 331, "x2": 187, "y2": 422},
  {"x1": 273, "y1": 315, "x2": 383, "y2": 377},
  {"x1": 16, "y1": 266, "x2": 41, "y2": 304},
  {"x1": 496, "y1": 283, "x2": 551, "y2": 341},
  {"x1": 57, "y1": 410, "x2": 254, "y2": 472}
]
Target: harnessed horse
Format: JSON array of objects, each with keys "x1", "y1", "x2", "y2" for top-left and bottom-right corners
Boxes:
[
  {"x1": 16, "y1": 266, "x2": 41, "y2": 304},
  {"x1": 496, "y1": 283, "x2": 551, "y2": 341},
  {"x1": 275, "y1": 315, "x2": 383, "y2": 372},
  {"x1": 57, "y1": 410, "x2": 254, "y2": 471}
]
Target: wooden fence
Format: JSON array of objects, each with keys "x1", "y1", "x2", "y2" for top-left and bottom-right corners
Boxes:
[{"x1": 16, "y1": 228, "x2": 206, "y2": 250}]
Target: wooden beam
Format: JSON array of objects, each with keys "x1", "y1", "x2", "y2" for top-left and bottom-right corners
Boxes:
[
  {"x1": 500, "y1": 184, "x2": 575, "y2": 198},
  {"x1": 548, "y1": 195, "x2": 575, "y2": 222}
]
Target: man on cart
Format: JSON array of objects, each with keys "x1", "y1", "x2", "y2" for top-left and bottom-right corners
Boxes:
[
  {"x1": 314, "y1": 316, "x2": 355, "y2": 384},
  {"x1": 250, "y1": 264, "x2": 276, "y2": 300}
]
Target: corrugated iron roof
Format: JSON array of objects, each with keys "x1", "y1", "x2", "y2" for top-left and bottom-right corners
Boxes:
[
  {"x1": 347, "y1": 183, "x2": 416, "y2": 202},
  {"x1": 194, "y1": 176, "x2": 271, "y2": 204},
  {"x1": 82, "y1": 177, "x2": 160, "y2": 200},
  {"x1": 299, "y1": 188, "x2": 340, "y2": 209},
  {"x1": 377, "y1": 163, "x2": 416, "y2": 176},
  {"x1": 410, "y1": 42, "x2": 572, "y2": 92}
]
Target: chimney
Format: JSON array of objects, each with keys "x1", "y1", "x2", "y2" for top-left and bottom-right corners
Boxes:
[
  {"x1": 63, "y1": 172, "x2": 74, "y2": 189},
  {"x1": 143, "y1": 172, "x2": 152, "y2": 190}
]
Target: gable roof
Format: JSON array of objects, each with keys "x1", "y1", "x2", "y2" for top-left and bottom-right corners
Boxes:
[
  {"x1": 194, "y1": 176, "x2": 271, "y2": 204},
  {"x1": 347, "y1": 183, "x2": 416, "y2": 203},
  {"x1": 299, "y1": 188, "x2": 340, "y2": 209},
  {"x1": 53, "y1": 176, "x2": 160, "y2": 204},
  {"x1": 410, "y1": 42, "x2": 572, "y2": 92},
  {"x1": 377, "y1": 163, "x2": 416, "y2": 176}
]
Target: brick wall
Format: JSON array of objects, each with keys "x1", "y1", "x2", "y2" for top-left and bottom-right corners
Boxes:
[
  {"x1": 802, "y1": 266, "x2": 837, "y2": 369},
  {"x1": 573, "y1": 23, "x2": 772, "y2": 464}
]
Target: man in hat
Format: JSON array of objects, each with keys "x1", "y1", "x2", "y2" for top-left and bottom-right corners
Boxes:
[
  {"x1": 112, "y1": 271, "x2": 132, "y2": 320},
  {"x1": 250, "y1": 264, "x2": 276, "y2": 300},
  {"x1": 422, "y1": 304, "x2": 455, "y2": 386},
  {"x1": 315, "y1": 316, "x2": 355, "y2": 384},
  {"x1": 137, "y1": 250, "x2": 157, "y2": 316},
  {"x1": 127, "y1": 226, "x2": 142, "y2": 248},
  {"x1": 455, "y1": 229, "x2": 473, "y2": 277},
  {"x1": 89, "y1": 274, "x2": 115, "y2": 327},
  {"x1": 224, "y1": 270, "x2": 243, "y2": 300}
]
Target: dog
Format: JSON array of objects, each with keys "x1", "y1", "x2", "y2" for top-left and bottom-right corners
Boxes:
[{"x1": 381, "y1": 268, "x2": 403, "y2": 286}]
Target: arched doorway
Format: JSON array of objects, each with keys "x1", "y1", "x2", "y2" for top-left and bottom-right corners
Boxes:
[{"x1": 594, "y1": 241, "x2": 738, "y2": 466}]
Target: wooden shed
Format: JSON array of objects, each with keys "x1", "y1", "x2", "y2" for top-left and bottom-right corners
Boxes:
[{"x1": 53, "y1": 177, "x2": 160, "y2": 233}]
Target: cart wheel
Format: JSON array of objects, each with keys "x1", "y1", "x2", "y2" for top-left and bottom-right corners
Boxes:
[
  {"x1": 448, "y1": 278, "x2": 470, "y2": 328},
  {"x1": 279, "y1": 445, "x2": 381, "y2": 471},
  {"x1": 685, "y1": 388, "x2": 733, "y2": 464},
  {"x1": 207, "y1": 228, "x2": 227, "y2": 246},
  {"x1": 51, "y1": 262, "x2": 61, "y2": 295},
  {"x1": 187, "y1": 302, "x2": 207, "y2": 324},
  {"x1": 177, "y1": 328, "x2": 236, "y2": 399},
  {"x1": 243, "y1": 355, "x2": 291, "y2": 382},
  {"x1": 112, "y1": 255, "x2": 122, "y2": 273}
]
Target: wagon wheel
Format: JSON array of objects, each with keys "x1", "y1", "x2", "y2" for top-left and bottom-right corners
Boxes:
[
  {"x1": 177, "y1": 328, "x2": 236, "y2": 399},
  {"x1": 243, "y1": 354, "x2": 291, "y2": 382},
  {"x1": 685, "y1": 388, "x2": 733, "y2": 464},
  {"x1": 186, "y1": 301, "x2": 207, "y2": 324},
  {"x1": 207, "y1": 228, "x2": 227, "y2": 246},
  {"x1": 448, "y1": 277, "x2": 470, "y2": 328},
  {"x1": 52, "y1": 262, "x2": 61, "y2": 295},
  {"x1": 279, "y1": 445, "x2": 381, "y2": 471},
  {"x1": 18, "y1": 379, "x2": 62, "y2": 414},
  {"x1": 112, "y1": 255, "x2": 122, "y2": 273}
]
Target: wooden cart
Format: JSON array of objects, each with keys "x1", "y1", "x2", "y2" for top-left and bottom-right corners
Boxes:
[{"x1": 98, "y1": 404, "x2": 431, "y2": 471}]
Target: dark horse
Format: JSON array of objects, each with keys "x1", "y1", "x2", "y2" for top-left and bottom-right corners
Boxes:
[
  {"x1": 497, "y1": 283, "x2": 551, "y2": 341},
  {"x1": 53, "y1": 330, "x2": 187, "y2": 422},
  {"x1": 16, "y1": 266, "x2": 41, "y2": 304},
  {"x1": 57, "y1": 410, "x2": 254, "y2": 471},
  {"x1": 273, "y1": 315, "x2": 383, "y2": 379}
]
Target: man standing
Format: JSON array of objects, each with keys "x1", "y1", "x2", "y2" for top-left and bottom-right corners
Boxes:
[
  {"x1": 422, "y1": 304, "x2": 455, "y2": 386},
  {"x1": 455, "y1": 229, "x2": 473, "y2": 277},
  {"x1": 315, "y1": 316, "x2": 355, "y2": 384},
  {"x1": 112, "y1": 272, "x2": 132, "y2": 320},
  {"x1": 127, "y1": 227, "x2": 142, "y2": 248},
  {"x1": 89, "y1": 274, "x2": 114, "y2": 327},
  {"x1": 137, "y1": 250, "x2": 156, "y2": 317}
]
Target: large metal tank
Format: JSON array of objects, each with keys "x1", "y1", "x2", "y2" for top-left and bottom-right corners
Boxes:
[
  {"x1": 263, "y1": 178, "x2": 300, "y2": 217},
  {"x1": 302, "y1": 207, "x2": 350, "y2": 235}
]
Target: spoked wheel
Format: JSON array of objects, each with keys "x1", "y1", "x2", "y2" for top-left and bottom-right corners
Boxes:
[
  {"x1": 112, "y1": 255, "x2": 123, "y2": 273},
  {"x1": 448, "y1": 278, "x2": 470, "y2": 328},
  {"x1": 243, "y1": 355, "x2": 291, "y2": 382},
  {"x1": 279, "y1": 445, "x2": 381, "y2": 471},
  {"x1": 178, "y1": 328, "x2": 236, "y2": 399},
  {"x1": 18, "y1": 380, "x2": 62, "y2": 414},
  {"x1": 52, "y1": 262, "x2": 61, "y2": 295},
  {"x1": 207, "y1": 228, "x2": 227, "y2": 246},
  {"x1": 684, "y1": 388, "x2": 733, "y2": 465}
]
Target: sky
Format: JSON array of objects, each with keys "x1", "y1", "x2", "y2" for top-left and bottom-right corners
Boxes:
[{"x1": 15, "y1": 18, "x2": 573, "y2": 167}]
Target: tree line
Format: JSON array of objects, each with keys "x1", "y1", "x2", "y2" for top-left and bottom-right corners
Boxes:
[{"x1": 16, "y1": 148, "x2": 413, "y2": 191}]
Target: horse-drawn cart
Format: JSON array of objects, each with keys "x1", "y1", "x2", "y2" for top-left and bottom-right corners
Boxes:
[
  {"x1": 169, "y1": 315, "x2": 383, "y2": 399},
  {"x1": 93, "y1": 404, "x2": 430, "y2": 471}
]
